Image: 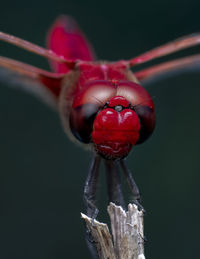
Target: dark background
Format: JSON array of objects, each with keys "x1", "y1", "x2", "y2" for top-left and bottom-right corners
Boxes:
[{"x1": 0, "y1": 0, "x2": 200, "y2": 258}]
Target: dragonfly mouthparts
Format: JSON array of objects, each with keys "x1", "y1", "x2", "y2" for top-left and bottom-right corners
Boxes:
[{"x1": 94, "y1": 142, "x2": 133, "y2": 160}]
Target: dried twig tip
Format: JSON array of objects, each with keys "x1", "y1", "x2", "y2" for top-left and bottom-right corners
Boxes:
[{"x1": 81, "y1": 203, "x2": 145, "y2": 259}]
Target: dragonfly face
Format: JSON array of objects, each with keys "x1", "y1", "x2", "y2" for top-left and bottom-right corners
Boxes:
[
  {"x1": 69, "y1": 77, "x2": 155, "y2": 159},
  {"x1": 92, "y1": 95, "x2": 141, "y2": 159}
]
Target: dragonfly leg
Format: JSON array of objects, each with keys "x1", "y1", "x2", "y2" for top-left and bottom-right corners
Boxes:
[
  {"x1": 83, "y1": 154, "x2": 101, "y2": 218},
  {"x1": 105, "y1": 160, "x2": 125, "y2": 209},
  {"x1": 120, "y1": 159, "x2": 144, "y2": 211},
  {"x1": 83, "y1": 154, "x2": 101, "y2": 259}
]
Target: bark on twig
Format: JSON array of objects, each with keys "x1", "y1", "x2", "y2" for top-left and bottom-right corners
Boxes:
[{"x1": 81, "y1": 202, "x2": 145, "y2": 259}]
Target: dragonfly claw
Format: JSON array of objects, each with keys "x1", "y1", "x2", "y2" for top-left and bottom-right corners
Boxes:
[{"x1": 132, "y1": 199, "x2": 146, "y2": 213}]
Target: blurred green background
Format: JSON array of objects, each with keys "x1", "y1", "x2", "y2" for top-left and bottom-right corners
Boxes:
[{"x1": 0, "y1": 0, "x2": 200, "y2": 258}]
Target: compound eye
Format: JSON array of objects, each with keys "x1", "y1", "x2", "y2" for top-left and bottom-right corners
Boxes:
[
  {"x1": 69, "y1": 103, "x2": 100, "y2": 143},
  {"x1": 70, "y1": 81, "x2": 117, "y2": 143},
  {"x1": 134, "y1": 105, "x2": 156, "y2": 144}
]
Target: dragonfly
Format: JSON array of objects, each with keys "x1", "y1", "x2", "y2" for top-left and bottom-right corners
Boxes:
[{"x1": 0, "y1": 15, "x2": 200, "y2": 218}]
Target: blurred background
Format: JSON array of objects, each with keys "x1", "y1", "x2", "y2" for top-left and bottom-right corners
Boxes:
[{"x1": 0, "y1": 0, "x2": 200, "y2": 258}]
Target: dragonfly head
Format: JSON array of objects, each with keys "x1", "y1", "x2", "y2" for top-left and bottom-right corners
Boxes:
[{"x1": 69, "y1": 80, "x2": 155, "y2": 159}]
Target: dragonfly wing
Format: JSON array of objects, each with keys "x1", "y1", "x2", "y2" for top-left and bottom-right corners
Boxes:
[
  {"x1": 47, "y1": 15, "x2": 96, "y2": 73},
  {"x1": 129, "y1": 34, "x2": 200, "y2": 66},
  {"x1": 135, "y1": 54, "x2": 200, "y2": 85},
  {"x1": 0, "y1": 56, "x2": 65, "y2": 109},
  {"x1": 0, "y1": 31, "x2": 75, "y2": 69}
]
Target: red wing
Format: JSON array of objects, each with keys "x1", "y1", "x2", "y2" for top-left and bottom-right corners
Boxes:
[
  {"x1": 47, "y1": 15, "x2": 96, "y2": 73},
  {"x1": 128, "y1": 34, "x2": 200, "y2": 66},
  {"x1": 135, "y1": 54, "x2": 200, "y2": 83},
  {"x1": 0, "y1": 56, "x2": 65, "y2": 108},
  {"x1": 0, "y1": 31, "x2": 75, "y2": 69}
]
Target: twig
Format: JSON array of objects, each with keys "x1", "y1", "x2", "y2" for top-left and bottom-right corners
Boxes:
[{"x1": 81, "y1": 202, "x2": 145, "y2": 259}]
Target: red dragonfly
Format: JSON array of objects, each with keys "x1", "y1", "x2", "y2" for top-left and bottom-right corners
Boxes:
[{"x1": 0, "y1": 15, "x2": 200, "y2": 216}]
